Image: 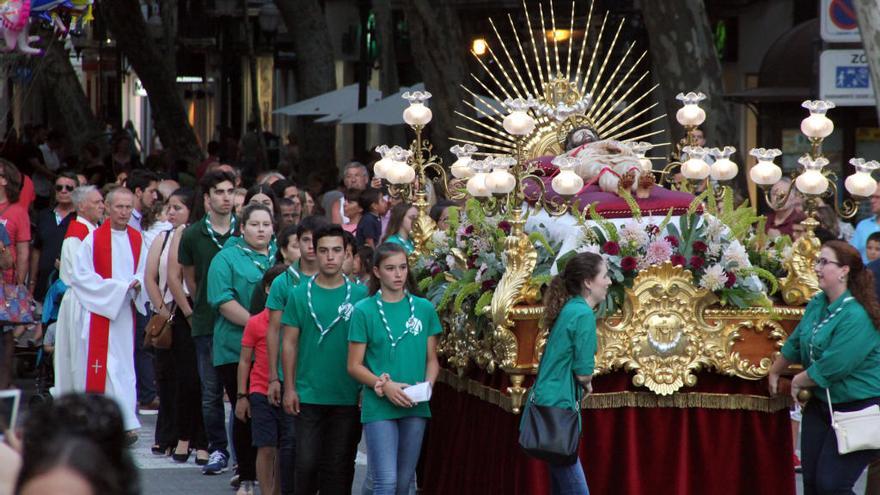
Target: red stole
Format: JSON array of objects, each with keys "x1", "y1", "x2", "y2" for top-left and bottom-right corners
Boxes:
[
  {"x1": 64, "y1": 215, "x2": 91, "y2": 241},
  {"x1": 85, "y1": 222, "x2": 142, "y2": 393}
]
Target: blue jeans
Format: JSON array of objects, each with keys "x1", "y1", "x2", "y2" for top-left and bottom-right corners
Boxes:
[
  {"x1": 193, "y1": 335, "x2": 228, "y2": 454},
  {"x1": 134, "y1": 311, "x2": 156, "y2": 404},
  {"x1": 363, "y1": 417, "x2": 427, "y2": 495},
  {"x1": 548, "y1": 460, "x2": 588, "y2": 495},
  {"x1": 801, "y1": 397, "x2": 880, "y2": 495}
]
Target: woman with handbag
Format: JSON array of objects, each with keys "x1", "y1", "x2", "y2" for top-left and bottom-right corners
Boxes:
[
  {"x1": 144, "y1": 188, "x2": 208, "y2": 464},
  {"x1": 521, "y1": 252, "x2": 610, "y2": 495},
  {"x1": 769, "y1": 240, "x2": 880, "y2": 494}
]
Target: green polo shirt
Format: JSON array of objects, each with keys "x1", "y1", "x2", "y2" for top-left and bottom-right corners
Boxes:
[
  {"x1": 266, "y1": 262, "x2": 304, "y2": 312},
  {"x1": 385, "y1": 234, "x2": 414, "y2": 254},
  {"x1": 178, "y1": 215, "x2": 238, "y2": 337},
  {"x1": 781, "y1": 290, "x2": 880, "y2": 403},
  {"x1": 348, "y1": 293, "x2": 442, "y2": 423},
  {"x1": 207, "y1": 237, "x2": 273, "y2": 366},
  {"x1": 282, "y1": 277, "x2": 369, "y2": 405},
  {"x1": 531, "y1": 297, "x2": 596, "y2": 410}
]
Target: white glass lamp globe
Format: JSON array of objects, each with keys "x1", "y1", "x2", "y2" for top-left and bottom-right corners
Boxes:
[
  {"x1": 386, "y1": 162, "x2": 415, "y2": 185},
  {"x1": 485, "y1": 157, "x2": 517, "y2": 195},
  {"x1": 795, "y1": 170, "x2": 828, "y2": 195},
  {"x1": 551, "y1": 156, "x2": 584, "y2": 196},
  {"x1": 845, "y1": 173, "x2": 877, "y2": 198},
  {"x1": 402, "y1": 90, "x2": 433, "y2": 126},
  {"x1": 449, "y1": 144, "x2": 477, "y2": 179},
  {"x1": 675, "y1": 92, "x2": 707, "y2": 127},
  {"x1": 466, "y1": 172, "x2": 491, "y2": 197},
  {"x1": 800, "y1": 100, "x2": 835, "y2": 139},
  {"x1": 373, "y1": 157, "x2": 394, "y2": 180},
  {"x1": 502, "y1": 97, "x2": 537, "y2": 136},
  {"x1": 680, "y1": 146, "x2": 710, "y2": 180},
  {"x1": 748, "y1": 148, "x2": 783, "y2": 186},
  {"x1": 708, "y1": 146, "x2": 738, "y2": 181}
]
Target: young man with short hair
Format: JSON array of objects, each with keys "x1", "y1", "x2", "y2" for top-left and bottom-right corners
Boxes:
[
  {"x1": 126, "y1": 169, "x2": 160, "y2": 232},
  {"x1": 282, "y1": 224, "x2": 368, "y2": 494},
  {"x1": 178, "y1": 170, "x2": 238, "y2": 475},
  {"x1": 265, "y1": 215, "x2": 328, "y2": 493}
]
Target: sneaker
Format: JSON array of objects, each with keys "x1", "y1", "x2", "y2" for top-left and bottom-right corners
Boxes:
[
  {"x1": 202, "y1": 450, "x2": 229, "y2": 475},
  {"x1": 793, "y1": 454, "x2": 802, "y2": 473},
  {"x1": 235, "y1": 480, "x2": 255, "y2": 495},
  {"x1": 138, "y1": 398, "x2": 160, "y2": 416}
]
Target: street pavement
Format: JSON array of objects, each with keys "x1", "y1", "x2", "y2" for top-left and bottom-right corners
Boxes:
[{"x1": 135, "y1": 408, "x2": 369, "y2": 495}]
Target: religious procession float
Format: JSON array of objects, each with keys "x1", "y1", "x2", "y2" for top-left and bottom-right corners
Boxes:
[{"x1": 372, "y1": 2, "x2": 876, "y2": 494}]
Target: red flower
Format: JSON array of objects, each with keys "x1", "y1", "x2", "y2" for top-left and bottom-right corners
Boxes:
[
  {"x1": 498, "y1": 221, "x2": 512, "y2": 234},
  {"x1": 645, "y1": 224, "x2": 660, "y2": 236},
  {"x1": 481, "y1": 279, "x2": 497, "y2": 291},
  {"x1": 602, "y1": 241, "x2": 621, "y2": 256},
  {"x1": 430, "y1": 265, "x2": 443, "y2": 276},
  {"x1": 692, "y1": 241, "x2": 708, "y2": 253},
  {"x1": 665, "y1": 235, "x2": 679, "y2": 248},
  {"x1": 689, "y1": 256, "x2": 704, "y2": 270},
  {"x1": 467, "y1": 256, "x2": 477, "y2": 269},
  {"x1": 621, "y1": 256, "x2": 638, "y2": 272},
  {"x1": 725, "y1": 271, "x2": 737, "y2": 288},
  {"x1": 465, "y1": 225, "x2": 475, "y2": 235},
  {"x1": 670, "y1": 254, "x2": 686, "y2": 266}
]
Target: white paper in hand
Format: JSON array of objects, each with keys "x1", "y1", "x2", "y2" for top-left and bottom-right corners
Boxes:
[{"x1": 403, "y1": 382, "x2": 432, "y2": 403}]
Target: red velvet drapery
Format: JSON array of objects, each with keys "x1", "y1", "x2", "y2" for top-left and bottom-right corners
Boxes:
[{"x1": 421, "y1": 372, "x2": 795, "y2": 495}]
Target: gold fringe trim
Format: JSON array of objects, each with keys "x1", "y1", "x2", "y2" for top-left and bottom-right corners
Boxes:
[
  {"x1": 438, "y1": 369, "x2": 792, "y2": 414},
  {"x1": 583, "y1": 391, "x2": 793, "y2": 413}
]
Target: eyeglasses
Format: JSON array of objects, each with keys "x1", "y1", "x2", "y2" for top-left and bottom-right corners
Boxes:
[
  {"x1": 55, "y1": 184, "x2": 75, "y2": 192},
  {"x1": 815, "y1": 258, "x2": 843, "y2": 268}
]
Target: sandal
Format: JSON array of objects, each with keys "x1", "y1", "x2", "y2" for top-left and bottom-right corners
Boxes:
[
  {"x1": 195, "y1": 449, "x2": 210, "y2": 466},
  {"x1": 172, "y1": 448, "x2": 192, "y2": 463},
  {"x1": 151, "y1": 444, "x2": 171, "y2": 456}
]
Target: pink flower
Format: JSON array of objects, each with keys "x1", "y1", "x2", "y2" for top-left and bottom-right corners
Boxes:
[
  {"x1": 621, "y1": 256, "x2": 638, "y2": 272},
  {"x1": 430, "y1": 265, "x2": 442, "y2": 276},
  {"x1": 645, "y1": 239, "x2": 673, "y2": 265},
  {"x1": 602, "y1": 241, "x2": 621, "y2": 256},
  {"x1": 670, "y1": 254, "x2": 686, "y2": 266}
]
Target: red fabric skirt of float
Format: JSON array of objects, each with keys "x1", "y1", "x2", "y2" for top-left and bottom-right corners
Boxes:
[{"x1": 420, "y1": 372, "x2": 795, "y2": 495}]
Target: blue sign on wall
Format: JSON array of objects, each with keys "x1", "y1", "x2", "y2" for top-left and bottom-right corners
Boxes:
[{"x1": 836, "y1": 66, "x2": 870, "y2": 89}]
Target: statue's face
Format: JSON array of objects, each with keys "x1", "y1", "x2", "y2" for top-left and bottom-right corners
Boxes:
[{"x1": 566, "y1": 127, "x2": 599, "y2": 151}]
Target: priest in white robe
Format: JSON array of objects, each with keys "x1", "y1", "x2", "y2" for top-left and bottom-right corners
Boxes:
[
  {"x1": 52, "y1": 185, "x2": 104, "y2": 396},
  {"x1": 69, "y1": 187, "x2": 147, "y2": 431}
]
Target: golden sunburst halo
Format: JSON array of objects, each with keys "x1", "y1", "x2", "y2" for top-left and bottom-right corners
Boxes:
[{"x1": 453, "y1": 0, "x2": 666, "y2": 159}]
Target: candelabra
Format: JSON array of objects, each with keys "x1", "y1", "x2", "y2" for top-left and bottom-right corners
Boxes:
[
  {"x1": 375, "y1": 91, "x2": 458, "y2": 256},
  {"x1": 748, "y1": 100, "x2": 879, "y2": 304}
]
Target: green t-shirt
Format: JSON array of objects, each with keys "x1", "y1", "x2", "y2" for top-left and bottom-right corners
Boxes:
[
  {"x1": 207, "y1": 237, "x2": 273, "y2": 366},
  {"x1": 282, "y1": 277, "x2": 369, "y2": 405},
  {"x1": 267, "y1": 262, "x2": 304, "y2": 312},
  {"x1": 348, "y1": 293, "x2": 442, "y2": 423},
  {"x1": 385, "y1": 234, "x2": 414, "y2": 254},
  {"x1": 178, "y1": 215, "x2": 238, "y2": 336},
  {"x1": 781, "y1": 290, "x2": 880, "y2": 403},
  {"x1": 531, "y1": 297, "x2": 596, "y2": 410}
]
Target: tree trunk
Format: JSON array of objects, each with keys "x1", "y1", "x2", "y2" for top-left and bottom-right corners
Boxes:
[
  {"x1": 404, "y1": 0, "x2": 471, "y2": 161},
  {"x1": 97, "y1": 0, "x2": 202, "y2": 166},
  {"x1": 41, "y1": 40, "x2": 103, "y2": 152},
  {"x1": 640, "y1": 0, "x2": 736, "y2": 149},
  {"x1": 159, "y1": 0, "x2": 178, "y2": 73},
  {"x1": 373, "y1": 0, "x2": 404, "y2": 147},
  {"x1": 275, "y1": 0, "x2": 336, "y2": 182},
  {"x1": 854, "y1": 0, "x2": 880, "y2": 123}
]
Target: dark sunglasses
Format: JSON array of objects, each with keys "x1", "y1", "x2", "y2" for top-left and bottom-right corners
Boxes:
[{"x1": 55, "y1": 184, "x2": 75, "y2": 192}]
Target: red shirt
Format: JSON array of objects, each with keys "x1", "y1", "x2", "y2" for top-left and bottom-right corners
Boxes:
[
  {"x1": 17, "y1": 175, "x2": 35, "y2": 210},
  {"x1": 241, "y1": 308, "x2": 271, "y2": 395},
  {"x1": 0, "y1": 200, "x2": 31, "y2": 284}
]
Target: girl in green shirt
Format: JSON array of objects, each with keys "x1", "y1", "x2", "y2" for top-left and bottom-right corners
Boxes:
[
  {"x1": 207, "y1": 203, "x2": 276, "y2": 491},
  {"x1": 348, "y1": 243, "x2": 441, "y2": 495},
  {"x1": 769, "y1": 240, "x2": 880, "y2": 494},
  {"x1": 381, "y1": 203, "x2": 417, "y2": 255},
  {"x1": 526, "y1": 252, "x2": 610, "y2": 495}
]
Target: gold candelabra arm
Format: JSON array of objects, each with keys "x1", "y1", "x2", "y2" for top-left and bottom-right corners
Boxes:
[
  {"x1": 520, "y1": 174, "x2": 573, "y2": 217},
  {"x1": 762, "y1": 177, "x2": 797, "y2": 211},
  {"x1": 823, "y1": 180, "x2": 859, "y2": 220}
]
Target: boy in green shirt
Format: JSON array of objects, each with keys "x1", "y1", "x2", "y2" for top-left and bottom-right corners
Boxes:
[
  {"x1": 266, "y1": 215, "x2": 328, "y2": 405},
  {"x1": 281, "y1": 224, "x2": 369, "y2": 494},
  {"x1": 177, "y1": 170, "x2": 237, "y2": 474}
]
